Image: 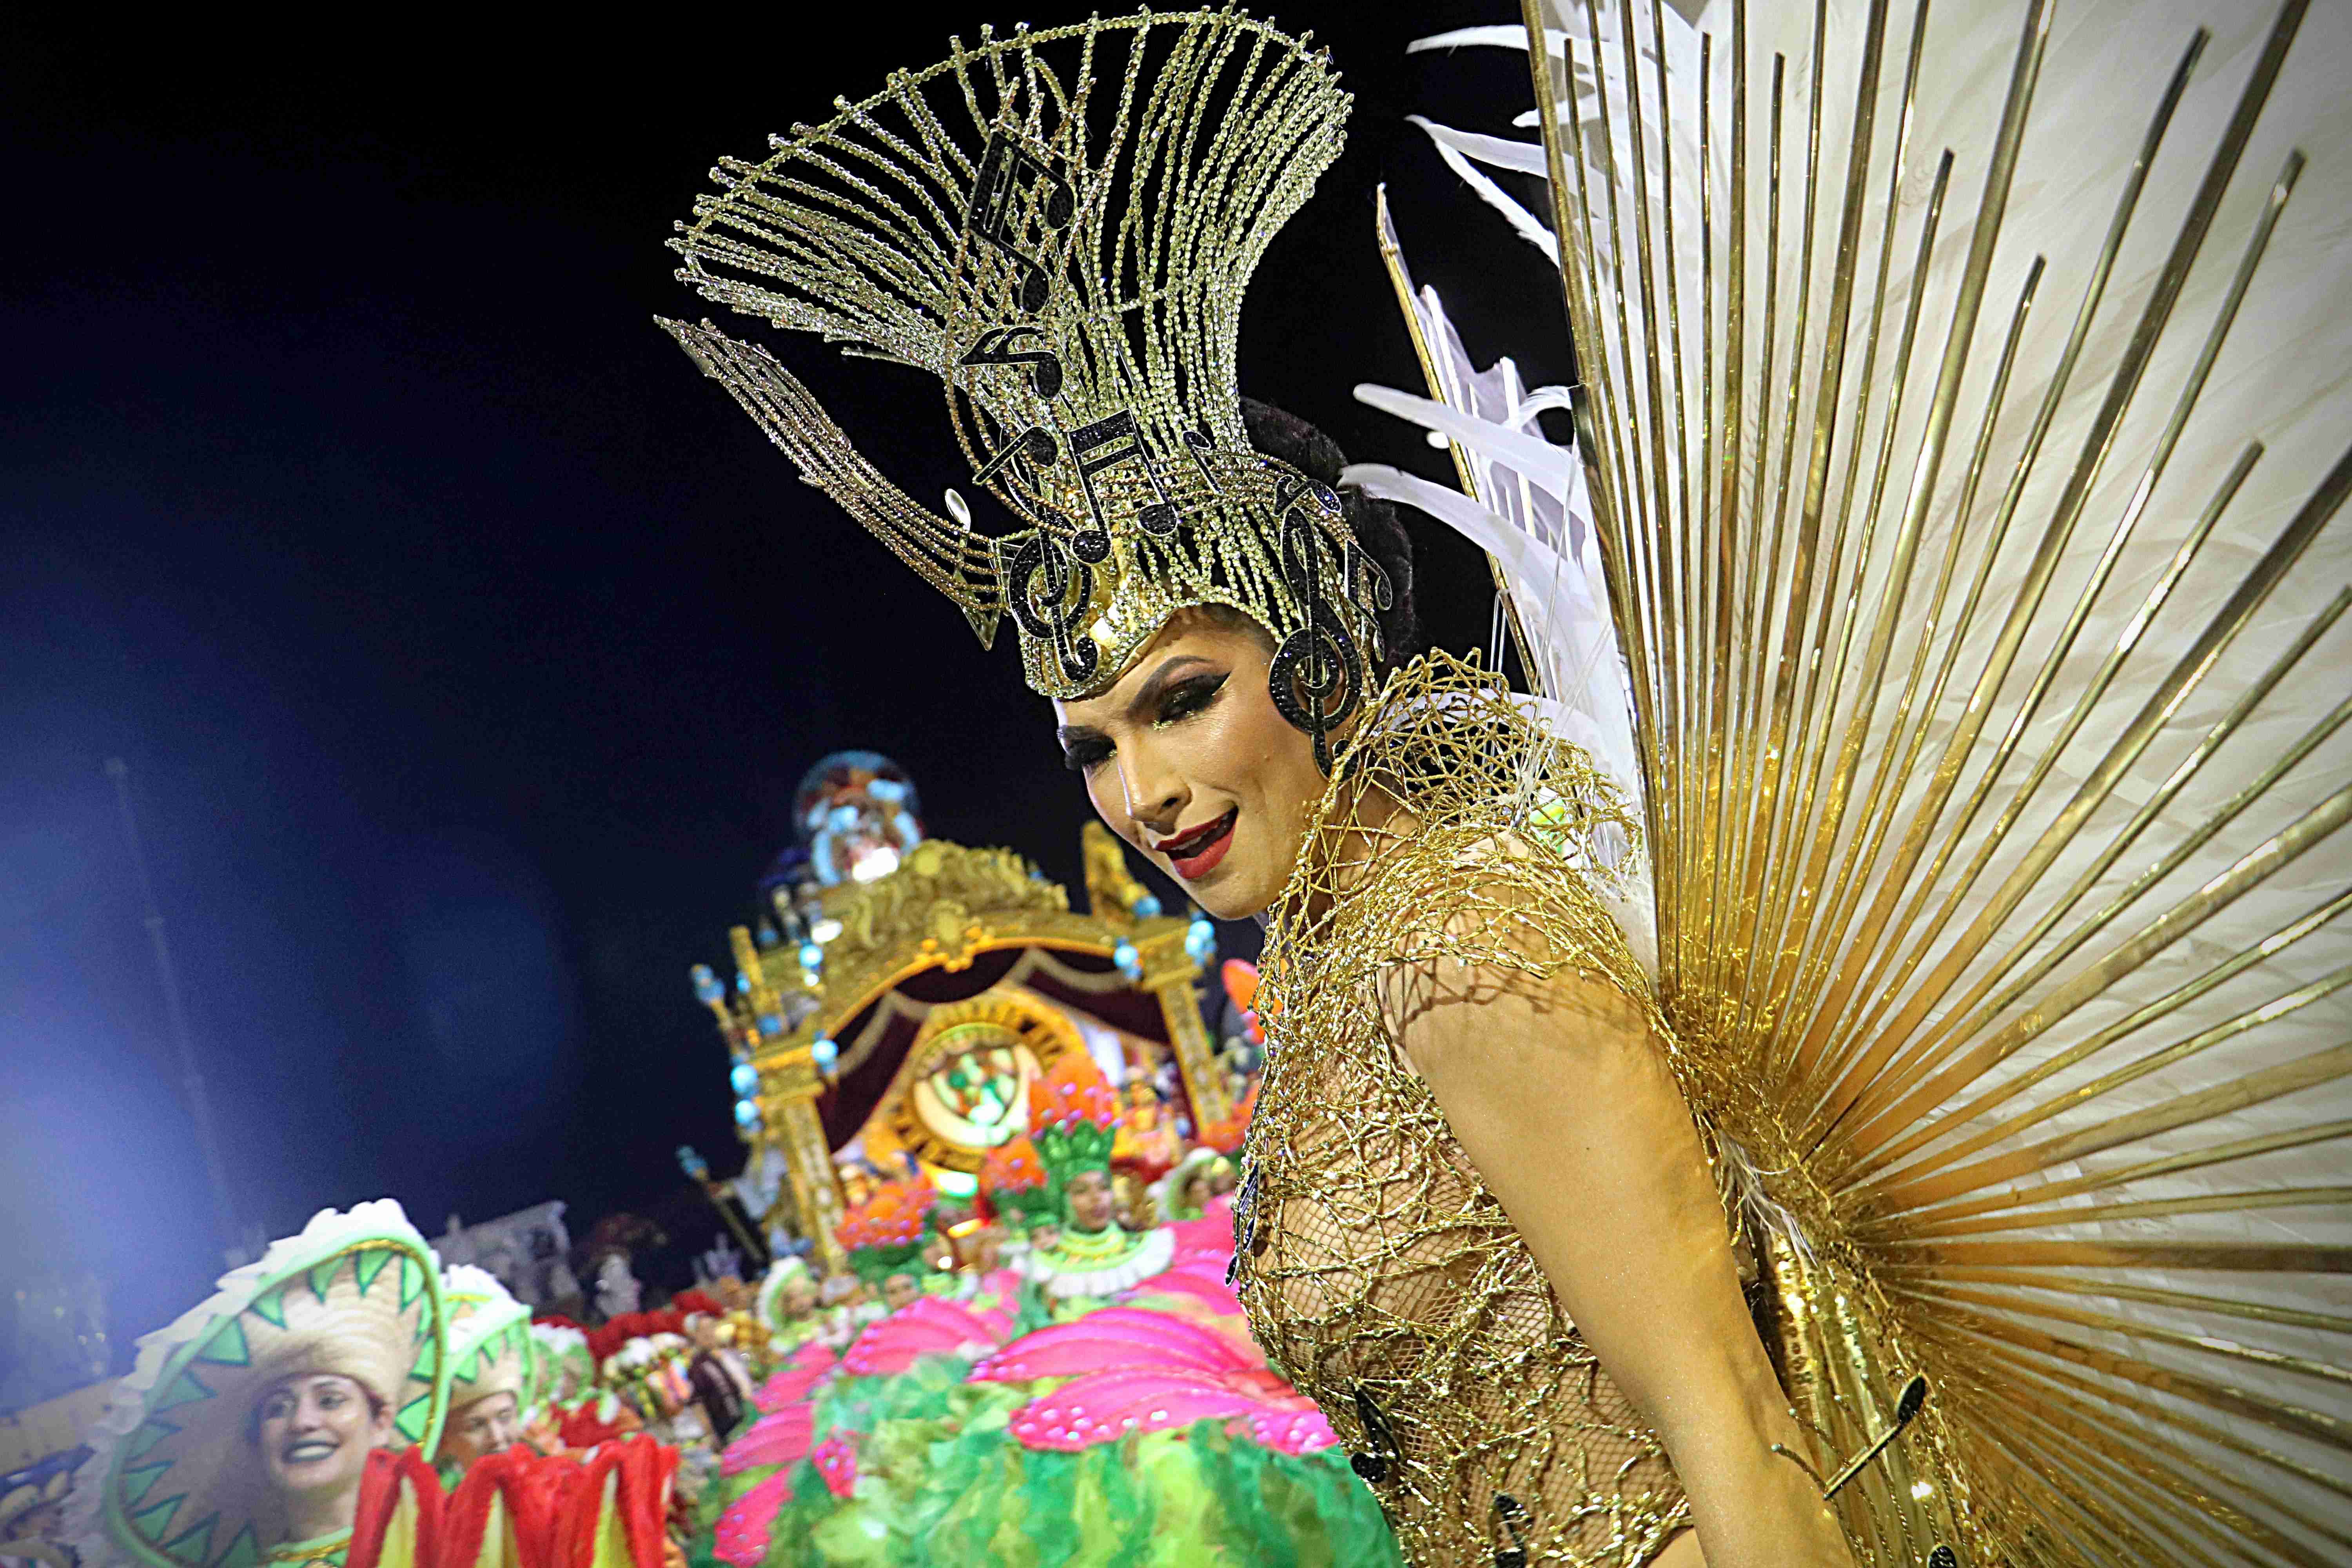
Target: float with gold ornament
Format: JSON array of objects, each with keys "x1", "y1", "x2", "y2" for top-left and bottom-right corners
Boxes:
[{"x1": 691, "y1": 754, "x2": 1232, "y2": 1279}]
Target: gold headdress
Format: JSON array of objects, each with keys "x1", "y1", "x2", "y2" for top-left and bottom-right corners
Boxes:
[{"x1": 663, "y1": 8, "x2": 1386, "y2": 763}]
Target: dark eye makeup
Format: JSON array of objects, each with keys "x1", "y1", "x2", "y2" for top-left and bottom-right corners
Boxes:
[
  {"x1": 1058, "y1": 670, "x2": 1229, "y2": 773},
  {"x1": 1155, "y1": 671, "x2": 1228, "y2": 723}
]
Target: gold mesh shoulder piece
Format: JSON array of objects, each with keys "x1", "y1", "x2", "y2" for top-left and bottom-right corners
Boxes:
[
  {"x1": 664, "y1": 9, "x2": 1392, "y2": 755},
  {"x1": 1233, "y1": 653, "x2": 1694, "y2": 1568}
]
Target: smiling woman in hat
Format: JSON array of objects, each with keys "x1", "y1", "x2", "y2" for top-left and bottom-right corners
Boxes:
[{"x1": 64, "y1": 1203, "x2": 450, "y2": 1568}]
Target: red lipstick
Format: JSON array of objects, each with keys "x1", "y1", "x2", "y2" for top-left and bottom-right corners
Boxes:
[{"x1": 1153, "y1": 808, "x2": 1237, "y2": 881}]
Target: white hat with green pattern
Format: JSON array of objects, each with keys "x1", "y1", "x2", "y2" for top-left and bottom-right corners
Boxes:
[
  {"x1": 432, "y1": 1267, "x2": 535, "y2": 1443},
  {"x1": 63, "y1": 1201, "x2": 449, "y2": 1568}
]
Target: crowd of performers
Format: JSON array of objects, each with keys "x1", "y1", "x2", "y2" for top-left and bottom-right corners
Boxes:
[
  {"x1": 702, "y1": 1041, "x2": 1395, "y2": 1566},
  {"x1": 20, "y1": 983, "x2": 1387, "y2": 1568}
]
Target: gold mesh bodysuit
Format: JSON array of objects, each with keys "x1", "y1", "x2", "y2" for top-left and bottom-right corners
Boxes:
[{"x1": 1232, "y1": 655, "x2": 1695, "y2": 1568}]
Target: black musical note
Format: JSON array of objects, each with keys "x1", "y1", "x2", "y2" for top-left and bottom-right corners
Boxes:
[
  {"x1": 1071, "y1": 410, "x2": 1180, "y2": 548},
  {"x1": 971, "y1": 423, "x2": 1060, "y2": 486},
  {"x1": 1271, "y1": 471, "x2": 1339, "y2": 519},
  {"x1": 1269, "y1": 499, "x2": 1365, "y2": 772},
  {"x1": 1490, "y1": 1495, "x2": 1530, "y2": 1568},
  {"x1": 960, "y1": 325, "x2": 1064, "y2": 399},
  {"x1": 968, "y1": 129, "x2": 1077, "y2": 314},
  {"x1": 1004, "y1": 531, "x2": 1098, "y2": 686},
  {"x1": 1181, "y1": 429, "x2": 1223, "y2": 494},
  {"x1": 1348, "y1": 1387, "x2": 1399, "y2": 1485}
]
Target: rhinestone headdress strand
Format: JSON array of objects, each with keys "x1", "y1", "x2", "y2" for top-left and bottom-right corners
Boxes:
[{"x1": 661, "y1": 8, "x2": 1387, "y2": 766}]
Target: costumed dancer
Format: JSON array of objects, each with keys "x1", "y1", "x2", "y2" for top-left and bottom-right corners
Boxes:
[
  {"x1": 748, "y1": 1260, "x2": 818, "y2": 1357},
  {"x1": 1152, "y1": 1146, "x2": 1231, "y2": 1225},
  {"x1": 660, "y1": 1, "x2": 2352, "y2": 1561},
  {"x1": 63, "y1": 1203, "x2": 453, "y2": 1568},
  {"x1": 432, "y1": 1269, "x2": 539, "y2": 1486},
  {"x1": 1015, "y1": 1054, "x2": 1175, "y2": 1311},
  {"x1": 831, "y1": 1174, "x2": 941, "y2": 1322}
]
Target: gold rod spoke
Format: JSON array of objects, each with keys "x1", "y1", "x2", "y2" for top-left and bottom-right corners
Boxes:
[
  {"x1": 1827, "y1": 149, "x2": 2312, "y2": 1135},
  {"x1": 1873, "y1": 1031, "x2": 2352, "y2": 1213},
  {"x1": 1760, "y1": 148, "x2": 1953, "y2": 1079},
  {"x1": 1929, "y1": 1335, "x2": 2352, "y2": 1568},
  {"x1": 1854, "y1": 886, "x2": 2352, "y2": 1189},
  {"x1": 1736, "y1": 0, "x2": 1896, "y2": 1065},
  {"x1": 1928, "y1": 1281, "x2": 2352, "y2": 1391},
  {"x1": 1915, "y1": 1296, "x2": 2347, "y2": 1449},
  {"x1": 1876, "y1": 1121, "x2": 2352, "y2": 1240},
  {"x1": 1964, "y1": 1384, "x2": 2294, "y2": 1568},
  {"x1": 1786, "y1": 24, "x2": 2215, "y2": 1093},
  {"x1": 1893, "y1": 1184, "x2": 2352, "y2": 1240},
  {"x1": 1915, "y1": 1308, "x2": 2352, "y2": 1510},
  {"x1": 1845, "y1": 590, "x2": 2351, "y2": 1179}
]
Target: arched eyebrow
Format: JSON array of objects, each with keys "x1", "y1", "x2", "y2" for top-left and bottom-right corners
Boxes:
[{"x1": 1055, "y1": 653, "x2": 1217, "y2": 750}]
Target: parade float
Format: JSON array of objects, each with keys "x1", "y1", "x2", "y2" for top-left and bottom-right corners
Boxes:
[{"x1": 688, "y1": 754, "x2": 1236, "y2": 1279}]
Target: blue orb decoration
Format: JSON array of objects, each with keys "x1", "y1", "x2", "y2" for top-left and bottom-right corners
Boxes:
[
  {"x1": 812, "y1": 1036, "x2": 840, "y2": 1070},
  {"x1": 800, "y1": 942, "x2": 826, "y2": 971},
  {"x1": 1185, "y1": 918, "x2": 1217, "y2": 962},
  {"x1": 731, "y1": 1062, "x2": 759, "y2": 1095},
  {"x1": 734, "y1": 972, "x2": 751, "y2": 995},
  {"x1": 733, "y1": 1098, "x2": 761, "y2": 1127},
  {"x1": 1131, "y1": 893, "x2": 1163, "y2": 918},
  {"x1": 691, "y1": 964, "x2": 724, "y2": 1005},
  {"x1": 757, "y1": 1012, "x2": 785, "y2": 1037},
  {"x1": 1113, "y1": 938, "x2": 1143, "y2": 981}
]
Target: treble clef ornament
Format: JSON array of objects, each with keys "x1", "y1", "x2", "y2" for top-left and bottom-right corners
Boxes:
[
  {"x1": 1004, "y1": 525, "x2": 1099, "y2": 688},
  {"x1": 1267, "y1": 481, "x2": 1365, "y2": 772}
]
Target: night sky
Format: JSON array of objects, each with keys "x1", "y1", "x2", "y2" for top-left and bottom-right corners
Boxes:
[{"x1": 0, "y1": 5, "x2": 1573, "y2": 1365}]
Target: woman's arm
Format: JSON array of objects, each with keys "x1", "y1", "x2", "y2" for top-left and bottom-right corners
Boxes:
[{"x1": 1387, "y1": 954, "x2": 1851, "y2": 1568}]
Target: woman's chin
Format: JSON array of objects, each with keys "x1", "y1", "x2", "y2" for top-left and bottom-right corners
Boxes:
[{"x1": 1189, "y1": 869, "x2": 1276, "y2": 923}]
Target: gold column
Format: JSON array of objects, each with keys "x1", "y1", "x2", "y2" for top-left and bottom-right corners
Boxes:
[
  {"x1": 728, "y1": 927, "x2": 849, "y2": 1277},
  {"x1": 768, "y1": 1051, "x2": 847, "y2": 1277},
  {"x1": 1138, "y1": 931, "x2": 1229, "y2": 1131}
]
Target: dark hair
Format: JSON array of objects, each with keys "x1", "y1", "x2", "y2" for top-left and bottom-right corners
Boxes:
[{"x1": 1240, "y1": 397, "x2": 1422, "y2": 667}]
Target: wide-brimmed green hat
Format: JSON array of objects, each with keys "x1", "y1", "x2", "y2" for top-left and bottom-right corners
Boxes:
[
  {"x1": 432, "y1": 1267, "x2": 535, "y2": 1449},
  {"x1": 525, "y1": 1321, "x2": 593, "y2": 1410},
  {"x1": 64, "y1": 1201, "x2": 450, "y2": 1568}
]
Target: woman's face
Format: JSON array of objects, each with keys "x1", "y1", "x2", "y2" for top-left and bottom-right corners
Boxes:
[
  {"x1": 438, "y1": 1392, "x2": 520, "y2": 1469},
  {"x1": 255, "y1": 1374, "x2": 389, "y2": 1502},
  {"x1": 1053, "y1": 613, "x2": 1328, "y2": 921},
  {"x1": 1063, "y1": 1169, "x2": 1117, "y2": 1233}
]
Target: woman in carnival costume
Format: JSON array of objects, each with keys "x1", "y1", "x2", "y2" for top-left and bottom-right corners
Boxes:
[
  {"x1": 832, "y1": 1175, "x2": 944, "y2": 1320},
  {"x1": 660, "y1": 0, "x2": 2352, "y2": 1562},
  {"x1": 432, "y1": 1269, "x2": 540, "y2": 1486},
  {"x1": 750, "y1": 1262, "x2": 820, "y2": 1358},
  {"x1": 64, "y1": 1203, "x2": 453, "y2": 1568},
  {"x1": 1151, "y1": 1147, "x2": 1230, "y2": 1227},
  {"x1": 1016, "y1": 1054, "x2": 1176, "y2": 1308}
]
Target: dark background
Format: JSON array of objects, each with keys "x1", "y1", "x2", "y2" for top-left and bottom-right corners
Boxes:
[{"x1": 0, "y1": 5, "x2": 1571, "y2": 1371}]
